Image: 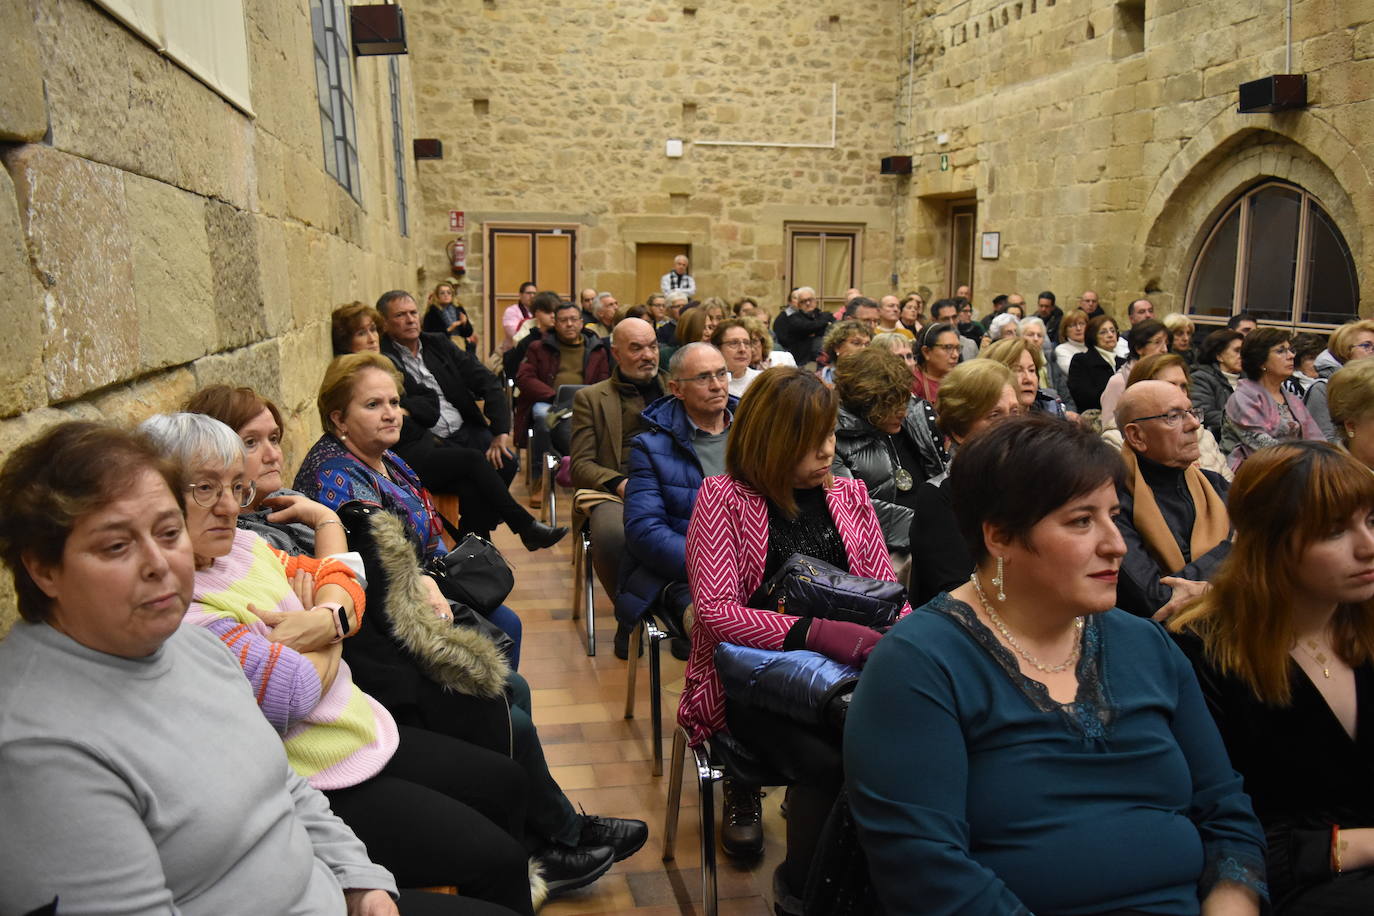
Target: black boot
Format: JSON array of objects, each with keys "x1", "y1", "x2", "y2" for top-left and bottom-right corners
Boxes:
[
  {"x1": 519, "y1": 520, "x2": 568, "y2": 551},
  {"x1": 720, "y1": 778, "x2": 764, "y2": 858},
  {"x1": 613, "y1": 622, "x2": 644, "y2": 660},
  {"x1": 535, "y1": 843, "x2": 615, "y2": 899}
]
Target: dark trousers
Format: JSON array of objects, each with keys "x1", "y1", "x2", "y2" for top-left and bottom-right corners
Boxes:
[
  {"x1": 725, "y1": 702, "x2": 844, "y2": 897},
  {"x1": 411, "y1": 671, "x2": 582, "y2": 851},
  {"x1": 324, "y1": 725, "x2": 534, "y2": 915},
  {"x1": 1276, "y1": 870, "x2": 1374, "y2": 915},
  {"x1": 397, "y1": 890, "x2": 520, "y2": 916},
  {"x1": 396, "y1": 430, "x2": 530, "y2": 538}
]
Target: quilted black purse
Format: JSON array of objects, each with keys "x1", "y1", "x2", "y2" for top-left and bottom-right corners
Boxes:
[
  {"x1": 757, "y1": 553, "x2": 905, "y2": 629},
  {"x1": 425, "y1": 531, "x2": 515, "y2": 614}
]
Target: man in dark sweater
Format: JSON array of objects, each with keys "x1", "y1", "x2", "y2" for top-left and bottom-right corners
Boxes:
[
  {"x1": 1114, "y1": 380, "x2": 1232, "y2": 620},
  {"x1": 773, "y1": 286, "x2": 833, "y2": 367}
]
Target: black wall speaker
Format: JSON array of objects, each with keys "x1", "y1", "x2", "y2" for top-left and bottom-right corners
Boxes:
[
  {"x1": 880, "y1": 155, "x2": 913, "y2": 175},
  {"x1": 1238, "y1": 75, "x2": 1307, "y2": 113}
]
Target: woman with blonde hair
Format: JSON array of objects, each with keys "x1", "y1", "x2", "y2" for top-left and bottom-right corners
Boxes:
[
  {"x1": 423, "y1": 281, "x2": 476, "y2": 349},
  {"x1": 680, "y1": 366, "x2": 908, "y2": 910},
  {"x1": 741, "y1": 315, "x2": 795, "y2": 370},
  {"x1": 1162, "y1": 313, "x2": 1196, "y2": 366},
  {"x1": 907, "y1": 359, "x2": 1020, "y2": 607},
  {"x1": 1305, "y1": 319, "x2": 1374, "y2": 441},
  {"x1": 1328, "y1": 358, "x2": 1374, "y2": 470},
  {"x1": 984, "y1": 337, "x2": 1065, "y2": 418},
  {"x1": 1172, "y1": 441, "x2": 1374, "y2": 913}
]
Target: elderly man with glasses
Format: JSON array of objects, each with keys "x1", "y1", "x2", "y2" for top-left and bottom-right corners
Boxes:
[
  {"x1": 773, "y1": 286, "x2": 834, "y2": 368},
  {"x1": 1113, "y1": 380, "x2": 1233, "y2": 621}
]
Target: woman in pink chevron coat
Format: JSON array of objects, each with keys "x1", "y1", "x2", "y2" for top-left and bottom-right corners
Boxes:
[{"x1": 679, "y1": 366, "x2": 910, "y2": 912}]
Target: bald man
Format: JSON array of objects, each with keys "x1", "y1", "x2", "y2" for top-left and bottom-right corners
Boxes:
[
  {"x1": 570, "y1": 318, "x2": 672, "y2": 657},
  {"x1": 1114, "y1": 380, "x2": 1232, "y2": 620}
]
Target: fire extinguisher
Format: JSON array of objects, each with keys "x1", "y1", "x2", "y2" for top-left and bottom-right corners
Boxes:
[{"x1": 446, "y1": 238, "x2": 467, "y2": 276}]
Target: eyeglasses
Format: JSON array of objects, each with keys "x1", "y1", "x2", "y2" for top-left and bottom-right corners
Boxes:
[
  {"x1": 719, "y1": 339, "x2": 751, "y2": 349},
  {"x1": 186, "y1": 479, "x2": 256, "y2": 509},
  {"x1": 796, "y1": 297, "x2": 816, "y2": 304},
  {"x1": 677, "y1": 368, "x2": 730, "y2": 385},
  {"x1": 930, "y1": 344, "x2": 961, "y2": 353},
  {"x1": 1127, "y1": 407, "x2": 1204, "y2": 428},
  {"x1": 1271, "y1": 345, "x2": 1295, "y2": 356},
  {"x1": 1353, "y1": 342, "x2": 1374, "y2": 353}
]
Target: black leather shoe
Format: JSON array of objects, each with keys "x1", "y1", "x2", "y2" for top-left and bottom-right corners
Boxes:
[
  {"x1": 613, "y1": 623, "x2": 644, "y2": 660},
  {"x1": 579, "y1": 814, "x2": 648, "y2": 862},
  {"x1": 536, "y1": 843, "x2": 615, "y2": 899},
  {"x1": 721, "y1": 777, "x2": 764, "y2": 858},
  {"x1": 519, "y1": 520, "x2": 568, "y2": 551}
]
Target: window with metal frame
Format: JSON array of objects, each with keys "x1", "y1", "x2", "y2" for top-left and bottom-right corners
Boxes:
[
  {"x1": 1187, "y1": 180, "x2": 1359, "y2": 328},
  {"x1": 786, "y1": 224, "x2": 864, "y2": 314},
  {"x1": 388, "y1": 57, "x2": 408, "y2": 236},
  {"x1": 310, "y1": 0, "x2": 361, "y2": 199}
]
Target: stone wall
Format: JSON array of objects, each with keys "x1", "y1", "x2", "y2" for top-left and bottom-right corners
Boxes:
[
  {"x1": 0, "y1": 0, "x2": 423, "y2": 635},
  {"x1": 893, "y1": 0, "x2": 1374, "y2": 320},
  {"x1": 407, "y1": 0, "x2": 906, "y2": 340}
]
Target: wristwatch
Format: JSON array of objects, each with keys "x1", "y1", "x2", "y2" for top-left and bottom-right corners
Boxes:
[{"x1": 321, "y1": 602, "x2": 348, "y2": 643}]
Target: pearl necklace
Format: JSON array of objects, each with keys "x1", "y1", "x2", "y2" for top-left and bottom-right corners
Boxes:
[{"x1": 970, "y1": 572, "x2": 1084, "y2": 674}]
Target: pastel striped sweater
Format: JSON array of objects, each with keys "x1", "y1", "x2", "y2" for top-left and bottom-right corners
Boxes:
[{"x1": 185, "y1": 528, "x2": 399, "y2": 791}]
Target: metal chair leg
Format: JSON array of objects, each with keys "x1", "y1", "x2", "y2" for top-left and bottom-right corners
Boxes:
[
  {"x1": 624, "y1": 620, "x2": 643, "y2": 719},
  {"x1": 647, "y1": 620, "x2": 665, "y2": 777},
  {"x1": 582, "y1": 528, "x2": 596, "y2": 656},
  {"x1": 543, "y1": 454, "x2": 558, "y2": 525},
  {"x1": 662, "y1": 726, "x2": 688, "y2": 861},
  {"x1": 695, "y1": 744, "x2": 721, "y2": 916}
]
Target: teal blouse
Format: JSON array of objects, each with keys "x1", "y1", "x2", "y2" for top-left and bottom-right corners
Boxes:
[{"x1": 844, "y1": 593, "x2": 1267, "y2": 915}]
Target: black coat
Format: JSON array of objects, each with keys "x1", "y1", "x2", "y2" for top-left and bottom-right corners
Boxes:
[
  {"x1": 1067, "y1": 350, "x2": 1121, "y2": 414},
  {"x1": 906, "y1": 473, "x2": 972, "y2": 608},
  {"x1": 774, "y1": 309, "x2": 834, "y2": 365},
  {"x1": 381, "y1": 332, "x2": 511, "y2": 437}
]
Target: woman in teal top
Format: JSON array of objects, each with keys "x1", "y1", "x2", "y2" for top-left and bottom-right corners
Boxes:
[{"x1": 845, "y1": 414, "x2": 1267, "y2": 916}]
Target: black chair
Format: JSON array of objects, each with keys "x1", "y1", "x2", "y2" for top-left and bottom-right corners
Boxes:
[{"x1": 624, "y1": 592, "x2": 690, "y2": 776}]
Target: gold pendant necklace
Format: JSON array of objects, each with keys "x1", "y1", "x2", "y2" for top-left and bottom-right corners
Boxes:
[{"x1": 1298, "y1": 639, "x2": 1332, "y2": 678}]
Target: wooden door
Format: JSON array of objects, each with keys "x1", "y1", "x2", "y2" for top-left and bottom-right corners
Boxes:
[
  {"x1": 635, "y1": 243, "x2": 689, "y2": 305},
  {"x1": 485, "y1": 224, "x2": 577, "y2": 354}
]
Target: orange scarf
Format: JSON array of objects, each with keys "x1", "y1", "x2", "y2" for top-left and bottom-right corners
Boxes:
[{"x1": 1120, "y1": 448, "x2": 1229, "y2": 573}]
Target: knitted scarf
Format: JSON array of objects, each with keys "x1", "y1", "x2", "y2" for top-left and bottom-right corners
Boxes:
[{"x1": 1120, "y1": 448, "x2": 1229, "y2": 573}]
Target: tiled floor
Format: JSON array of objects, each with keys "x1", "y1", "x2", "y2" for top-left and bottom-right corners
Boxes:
[{"x1": 487, "y1": 475, "x2": 783, "y2": 915}]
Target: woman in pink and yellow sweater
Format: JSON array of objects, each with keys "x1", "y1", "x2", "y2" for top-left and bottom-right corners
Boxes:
[{"x1": 142, "y1": 412, "x2": 541, "y2": 916}]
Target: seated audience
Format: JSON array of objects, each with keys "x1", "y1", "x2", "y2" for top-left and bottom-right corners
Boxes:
[
  {"x1": 374, "y1": 291, "x2": 566, "y2": 549},
  {"x1": 1303, "y1": 320, "x2": 1374, "y2": 442},
  {"x1": 1068, "y1": 313, "x2": 1125, "y2": 413},
  {"x1": 679, "y1": 367, "x2": 909, "y2": 911},
  {"x1": 424, "y1": 280, "x2": 477, "y2": 350},
  {"x1": 289, "y1": 360, "x2": 647, "y2": 892},
  {"x1": 847, "y1": 414, "x2": 1267, "y2": 916},
  {"x1": 140, "y1": 413, "x2": 543, "y2": 913},
  {"x1": 1034, "y1": 289, "x2": 1063, "y2": 343},
  {"x1": 1223, "y1": 327, "x2": 1324, "y2": 470},
  {"x1": 742, "y1": 315, "x2": 796, "y2": 370},
  {"x1": 1162, "y1": 312, "x2": 1195, "y2": 366},
  {"x1": 567, "y1": 318, "x2": 670, "y2": 658},
  {"x1": 832, "y1": 346, "x2": 947, "y2": 556},
  {"x1": 500, "y1": 282, "x2": 537, "y2": 352},
  {"x1": 1328, "y1": 358, "x2": 1374, "y2": 470},
  {"x1": 1172, "y1": 441, "x2": 1374, "y2": 914},
  {"x1": 953, "y1": 298, "x2": 986, "y2": 350},
  {"x1": 657, "y1": 290, "x2": 688, "y2": 345},
  {"x1": 0, "y1": 423, "x2": 495, "y2": 916},
  {"x1": 514, "y1": 298, "x2": 612, "y2": 480},
  {"x1": 1100, "y1": 353, "x2": 1232, "y2": 480},
  {"x1": 1191, "y1": 328, "x2": 1244, "y2": 441},
  {"x1": 585, "y1": 292, "x2": 618, "y2": 339},
  {"x1": 711, "y1": 318, "x2": 761, "y2": 397},
  {"x1": 911, "y1": 321, "x2": 962, "y2": 403},
  {"x1": 986, "y1": 311, "x2": 1020, "y2": 342},
  {"x1": 1017, "y1": 316, "x2": 1052, "y2": 383},
  {"x1": 907, "y1": 360, "x2": 1020, "y2": 607},
  {"x1": 900, "y1": 292, "x2": 925, "y2": 334},
  {"x1": 929, "y1": 300, "x2": 979, "y2": 362},
  {"x1": 646, "y1": 292, "x2": 668, "y2": 328},
  {"x1": 732, "y1": 295, "x2": 765, "y2": 322},
  {"x1": 1112, "y1": 380, "x2": 1232, "y2": 620},
  {"x1": 816, "y1": 319, "x2": 871, "y2": 385},
  {"x1": 985, "y1": 336, "x2": 1065, "y2": 418},
  {"x1": 876, "y1": 295, "x2": 914, "y2": 340},
  {"x1": 1100, "y1": 318, "x2": 1169, "y2": 422},
  {"x1": 502, "y1": 291, "x2": 557, "y2": 386},
  {"x1": 1053, "y1": 307, "x2": 1090, "y2": 378},
  {"x1": 772, "y1": 286, "x2": 833, "y2": 367},
  {"x1": 619, "y1": 342, "x2": 734, "y2": 665}
]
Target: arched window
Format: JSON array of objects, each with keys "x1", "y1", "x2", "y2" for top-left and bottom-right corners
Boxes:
[{"x1": 1187, "y1": 180, "x2": 1359, "y2": 327}]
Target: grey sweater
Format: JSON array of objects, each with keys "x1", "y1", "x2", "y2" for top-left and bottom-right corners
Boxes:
[{"x1": 0, "y1": 622, "x2": 396, "y2": 915}]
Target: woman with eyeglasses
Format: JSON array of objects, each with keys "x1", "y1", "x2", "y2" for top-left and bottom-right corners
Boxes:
[
  {"x1": 912, "y1": 322, "x2": 962, "y2": 404},
  {"x1": 1303, "y1": 320, "x2": 1374, "y2": 443},
  {"x1": 1222, "y1": 328, "x2": 1324, "y2": 471},
  {"x1": 1068, "y1": 314, "x2": 1126, "y2": 414},
  {"x1": 711, "y1": 318, "x2": 762, "y2": 397},
  {"x1": 423, "y1": 281, "x2": 477, "y2": 351},
  {"x1": 138, "y1": 412, "x2": 544, "y2": 915},
  {"x1": 900, "y1": 293, "x2": 925, "y2": 334}
]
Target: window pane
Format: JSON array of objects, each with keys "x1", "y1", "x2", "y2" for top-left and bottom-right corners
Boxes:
[
  {"x1": 951, "y1": 210, "x2": 975, "y2": 293},
  {"x1": 822, "y1": 236, "x2": 853, "y2": 300},
  {"x1": 1241, "y1": 185, "x2": 1301, "y2": 321},
  {"x1": 1303, "y1": 203, "x2": 1360, "y2": 325},
  {"x1": 321, "y1": 113, "x2": 337, "y2": 176},
  {"x1": 1191, "y1": 206, "x2": 1240, "y2": 318},
  {"x1": 792, "y1": 236, "x2": 821, "y2": 292}
]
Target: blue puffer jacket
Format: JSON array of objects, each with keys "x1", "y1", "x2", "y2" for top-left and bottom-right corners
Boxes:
[
  {"x1": 616, "y1": 394, "x2": 739, "y2": 626},
  {"x1": 715, "y1": 643, "x2": 861, "y2": 729}
]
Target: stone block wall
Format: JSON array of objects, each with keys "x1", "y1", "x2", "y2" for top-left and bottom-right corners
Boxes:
[
  {"x1": 407, "y1": 0, "x2": 906, "y2": 340},
  {"x1": 894, "y1": 0, "x2": 1373, "y2": 320},
  {"x1": 0, "y1": 0, "x2": 424, "y2": 635}
]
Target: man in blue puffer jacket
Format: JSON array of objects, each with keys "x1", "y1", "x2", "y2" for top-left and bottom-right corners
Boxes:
[{"x1": 620, "y1": 343, "x2": 739, "y2": 659}]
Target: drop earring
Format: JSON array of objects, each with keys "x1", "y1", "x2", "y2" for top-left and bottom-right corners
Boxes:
[{"x1": 991, "y1": 556, "x2": 1007, "y2": 602}]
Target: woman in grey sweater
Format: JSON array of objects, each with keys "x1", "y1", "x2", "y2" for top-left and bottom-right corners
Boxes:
[{"x1": 0, "y1": 421, "x2": 513, "y2": 916}]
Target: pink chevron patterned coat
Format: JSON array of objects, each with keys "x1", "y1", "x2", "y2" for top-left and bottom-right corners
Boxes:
[{"x1": 679, "y1": 474, "x2": 911, "y2": 746}]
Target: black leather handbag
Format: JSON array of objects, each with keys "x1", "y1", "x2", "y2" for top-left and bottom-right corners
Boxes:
[
  {"x1": 757, "y1": 553, "x2": 905, "y2": 629},
  {"x1": 425, "y1": 532, "x2": 515, "y2": 614}
]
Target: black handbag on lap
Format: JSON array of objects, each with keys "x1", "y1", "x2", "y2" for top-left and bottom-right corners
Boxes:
[
  {"x1": 757, "y1": 553, "x2": 905, "y2": 629},
  {"x1": 425, "y1": 523, "x2": 515, "y2": 614}
]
